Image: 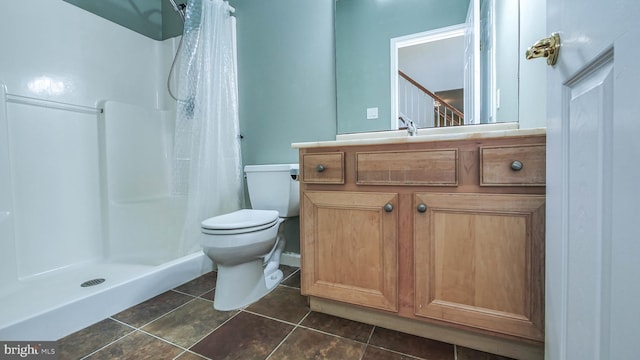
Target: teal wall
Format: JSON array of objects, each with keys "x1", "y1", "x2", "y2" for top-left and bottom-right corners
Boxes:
[
  {"x1": 228, "y1": 0, "x2": 336, "y2": 255},
  {"x1": 229, "y1": 0, "x2": 336, "y2": 166},
  {"x1": 336, "y1": 0, "x2": 470, "y2": 134}
]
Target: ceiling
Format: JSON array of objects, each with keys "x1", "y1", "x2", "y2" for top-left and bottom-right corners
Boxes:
[{"x1": 63, "y1": 0, "x2": 184, "y2": 40}]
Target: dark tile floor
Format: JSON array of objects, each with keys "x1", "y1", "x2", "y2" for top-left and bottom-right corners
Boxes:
[{"x1": 58, "y1": 266, "x2": 514, "y2": 360}]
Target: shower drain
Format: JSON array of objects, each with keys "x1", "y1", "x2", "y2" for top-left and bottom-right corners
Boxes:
[{"x1": 81, "y1": 278, "x2": 106, "y2": 287}]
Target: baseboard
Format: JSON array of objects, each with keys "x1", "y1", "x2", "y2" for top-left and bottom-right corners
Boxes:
[
  {"x1": 279, "y1": 252, "x2": 300, "y2": 267},
  {"x1": 309, "y1": 297, "x2": 544, "y2": 360}
]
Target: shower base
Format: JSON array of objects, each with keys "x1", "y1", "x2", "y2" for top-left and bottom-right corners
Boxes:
[{"x1": 0, "y1": 251, "x2": 212, "y2": 340}]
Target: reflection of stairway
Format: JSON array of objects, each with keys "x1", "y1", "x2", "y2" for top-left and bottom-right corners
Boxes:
[{"x1": 398, "y1": 70, "x2": 464, "y2": 129}]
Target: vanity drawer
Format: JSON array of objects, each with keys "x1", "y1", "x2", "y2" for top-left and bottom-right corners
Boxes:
[
  {"x1": 302, "y1": 152, "x2": 345, "y2": 184},
  {"x1": 356, "y1": 149, "x2": 458, "y2": 186},
  {"x1": 480, "y1": 144, "x2": 546, "y2": 186}
]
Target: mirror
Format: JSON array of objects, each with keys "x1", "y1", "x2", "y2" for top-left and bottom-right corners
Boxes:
[{"x1": 336, "y1": 0, "x2": 521, "y2": 134}]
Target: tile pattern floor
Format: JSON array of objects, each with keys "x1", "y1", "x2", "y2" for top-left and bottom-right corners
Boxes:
[{"x1": 58, "y1": 266, "x2": 515, "y2": 360}]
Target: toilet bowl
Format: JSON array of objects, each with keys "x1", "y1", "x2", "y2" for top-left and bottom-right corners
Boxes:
[{"x1": 200, "y1": 164, "x2": 299, "y2": 311}]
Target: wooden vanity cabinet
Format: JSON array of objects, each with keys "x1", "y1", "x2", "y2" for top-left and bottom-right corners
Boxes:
[
  {"x1": 413, "y1": 192, "x2": 545, "y2": 341},
  {"x1": 302, "y1": 190, "x2": 399, "y2": 312},
  {"x1": 298, "y1": 133, "x2": 546, "y2": 357}
]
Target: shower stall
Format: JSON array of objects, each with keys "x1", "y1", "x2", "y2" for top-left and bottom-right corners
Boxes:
[
  {"x1": 0, "y1": 1, "x2": 214, "y2": 340},
  {"x1": 0, "y1": 91, "x2": 212, "y2": 341}
]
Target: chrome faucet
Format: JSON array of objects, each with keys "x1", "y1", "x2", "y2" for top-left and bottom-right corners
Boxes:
[{"x1": 406, "y1": 119, "x2": 418, "y2": 136}]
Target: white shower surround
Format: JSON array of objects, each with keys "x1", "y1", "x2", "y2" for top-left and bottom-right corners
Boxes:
[{"x1": 0, "y1": 0, "x2": 212, "y2": 340}]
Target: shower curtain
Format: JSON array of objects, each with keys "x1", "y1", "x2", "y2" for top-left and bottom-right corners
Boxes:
[{"x1": 173, "y1": 0, "x2": 243, "y2": 254}]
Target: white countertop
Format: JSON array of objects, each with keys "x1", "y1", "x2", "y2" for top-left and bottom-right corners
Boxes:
[{"x1": 292, "y1": 123, "x2": 546, "y2": 149}]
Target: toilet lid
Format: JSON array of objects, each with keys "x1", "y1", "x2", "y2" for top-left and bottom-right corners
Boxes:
[{"x1": 201, "y1": 209, "x2": 279, "y2": 231}]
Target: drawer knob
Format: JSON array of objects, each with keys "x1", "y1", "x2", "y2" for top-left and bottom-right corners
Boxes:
[
  {"x1": 417, "y1": 203, "x2": 427, "y2": 213},
  {"x1": 384, "y1": 203, "x2": 393, "y2": 212},
  {"x1": 511, "y1": 160, "x2": 524, "y2": 171},
  {"x1": 316, "y1": 164, "x2": 325, "y2": 173}
]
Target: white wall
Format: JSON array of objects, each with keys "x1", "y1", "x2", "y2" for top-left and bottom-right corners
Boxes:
[
  {"x1": 399, "y1": 36, "x2": 465, "y2": 92},
  {"x1": 102, "y1": 101, "x2": 185, "y2": 264},
  {"x1": 494, "y1": 0, "x2": 519, "y2": 123},
  {"x1": 0, "y1": 0, "x2": 176, "y2": 109},
  {"x1": 0, "y1": 86, "x2": 17, "y2": 293},
  {"x1": 0, "y1": 0, "x2": 177, "y2": 279}
]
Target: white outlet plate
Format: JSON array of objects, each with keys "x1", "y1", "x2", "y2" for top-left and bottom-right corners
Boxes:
[{"x1": 366, "y1": 107, "x2": 378, "y2": 120}]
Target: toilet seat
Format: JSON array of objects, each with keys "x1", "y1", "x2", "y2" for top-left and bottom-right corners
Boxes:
[{"x1": 201, "y1": 209, "x2": 279, "y2": 235}]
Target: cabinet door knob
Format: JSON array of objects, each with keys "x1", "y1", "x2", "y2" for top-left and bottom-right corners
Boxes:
[
  {"x1": 384, "y1": 203, "x2": 393, "y2": 212},
  {"x1": 511, "y1": 160, "x2": 524, "y2": 171},
  {"x1": 316, "y1": 164, "x2": 325, "y2": 172},
  {"x1": 417, "y1": 203, "x2": 427, "y2": 213}
]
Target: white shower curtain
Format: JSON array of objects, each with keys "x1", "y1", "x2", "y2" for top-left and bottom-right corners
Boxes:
[{"x1": 173, "y1": 0, "x2": 243, "y2": 254}]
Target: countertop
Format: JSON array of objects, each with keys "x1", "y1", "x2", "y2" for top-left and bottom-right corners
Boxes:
[{"x1": 291, "y1": 124, "x2": 546, "y2": 149}]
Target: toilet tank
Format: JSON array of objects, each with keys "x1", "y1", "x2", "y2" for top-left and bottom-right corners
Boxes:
[{"x1": 244, "y1": 164, "x2": 299, "y2": 217}]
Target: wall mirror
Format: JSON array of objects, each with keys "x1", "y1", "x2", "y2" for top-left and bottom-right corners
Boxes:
[{"x1": 336, "y1": 0, "x2": 521, "y2": 134}]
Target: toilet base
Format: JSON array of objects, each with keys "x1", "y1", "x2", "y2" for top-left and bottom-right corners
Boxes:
[
  {"x1": 213, "y1": 258, "x2": 282, "y2": 311},
  {"x1": 264, "y1": 268, "x2": 283, "y2": 290}
]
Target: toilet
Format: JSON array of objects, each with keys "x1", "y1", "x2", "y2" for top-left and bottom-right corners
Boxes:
[{"x1": 200, "y1": 164, "x2": 299, "y2": 311}]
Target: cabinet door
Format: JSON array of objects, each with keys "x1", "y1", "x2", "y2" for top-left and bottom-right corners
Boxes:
[
  {"x1": 301, "y1": 191, "x2": 398, "y2": 312},
  {"x1": 414, "y1": 193, "x2": 545, "y2": 341}
]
